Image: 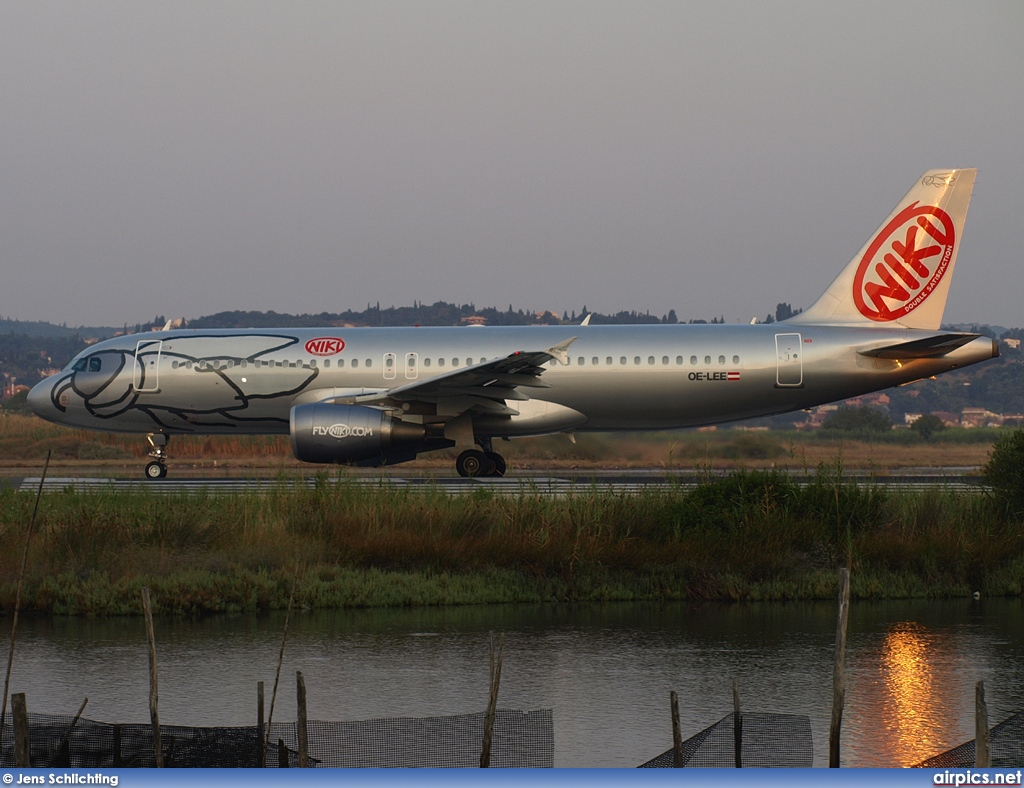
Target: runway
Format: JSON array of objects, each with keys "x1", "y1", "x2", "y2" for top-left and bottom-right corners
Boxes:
[{"x1": 11, "y1": 469, "x2": 987, "y2": 496}]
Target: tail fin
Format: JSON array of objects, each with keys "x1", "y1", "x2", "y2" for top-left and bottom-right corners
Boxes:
[{"x1": 789, "y1": 169, "x2": 976, "y2": 329}]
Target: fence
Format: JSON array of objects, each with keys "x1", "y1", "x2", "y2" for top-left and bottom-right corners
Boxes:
[{"x1": 0, "y1": 709, "x2": 554, "y2": 768}]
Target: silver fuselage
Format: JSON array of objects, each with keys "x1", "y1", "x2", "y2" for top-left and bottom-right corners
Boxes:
[{"x1": 28, "y1": 324, "x2": 998, "y2": 437}]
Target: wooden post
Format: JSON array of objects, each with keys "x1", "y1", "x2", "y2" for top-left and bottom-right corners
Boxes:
[
  {"x1": 670, "y1": 690, "x2": 683, "y2": 768},
  {"x1": 829, "y1": 568, "x2": 851, "y2": 768},
  {"x1": 257, "y1": 681, "x2": 265, "y2": 768},
  {"x1": 262, "y1": 571, "x2": 298, "y2": 767},
  {"x1": 732, "y1": 678, "x2": 742, "y2": 768},
  {"x1": 480, "y1": 634, "x2": 504, "y2": 768},
  {"x1": 1, "y1": 451, "x2": 50, "y2": 745},
  {"x1": 296, "y1": 671, "x2": 308, "y2": 768},
  {"x1": 278, "y1": 738, "x2": 289, "y2": 768},
  {"x1": 141, "y1": 587, "x2": 164, "y2": 768},
  {"x1": 53, "y1": 696, "x2": 88, "y2": 767},
  {"x1": 976, "y1": 680, "x2": 990, "y2": 768},
  {"x1": 12, "y1": 692, "x2": 30, "y2": 767}
]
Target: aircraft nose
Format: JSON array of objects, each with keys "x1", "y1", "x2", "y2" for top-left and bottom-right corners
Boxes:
[{"x1": 27, "y1": 378, "x2": 57, "y2": 420}]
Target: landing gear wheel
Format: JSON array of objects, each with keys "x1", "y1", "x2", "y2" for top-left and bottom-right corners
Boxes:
[
  {"x1": 456, "y1": 449, "x2": 491, "y2": 478},
  {"x1": 145, "y1": 461, "x2": 167, "y2": 480},
  {"x1": 485, "y1": 452, "x2": 506, "y2": 477}
]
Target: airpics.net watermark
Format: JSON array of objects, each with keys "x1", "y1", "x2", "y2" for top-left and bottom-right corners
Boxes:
[
  {"x1": 3, "y1": 775, "x2": 118, "y2": 787},
  {"x1": 934, "y1": 771, "x2": 1024, "y2": 786}
]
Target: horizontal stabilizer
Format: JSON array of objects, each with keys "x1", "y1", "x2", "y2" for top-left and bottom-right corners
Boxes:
[{"x1": 858, "y1": 333, "x2": 980, "y2": 359}]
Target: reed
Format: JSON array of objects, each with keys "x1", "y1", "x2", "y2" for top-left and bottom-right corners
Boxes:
[{"x1": 0, "y1": 470, "x2": 1021, "y2": 615}]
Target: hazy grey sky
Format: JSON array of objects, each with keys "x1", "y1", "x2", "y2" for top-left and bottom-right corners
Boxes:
[{"x1": 2, "y1": 1, "x2": 1022, "y2": 328}]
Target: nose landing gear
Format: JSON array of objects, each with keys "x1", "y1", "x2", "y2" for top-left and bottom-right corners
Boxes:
[{"x1": 145, "y1": 433, "x2": 169, "y2": 479}]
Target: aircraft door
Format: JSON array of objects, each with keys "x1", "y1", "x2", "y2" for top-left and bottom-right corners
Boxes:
[
  {"x1": 383, "y1": 352, "x2": 397, "y2": 380},
  {"x1": 405, "y1": 352, "x2": 419, "y2": 380},
  {"x1": 133, "y1": 340, "x2": 162, "y2": 392},
  {"x1": 775, "y1": 333, "x2": 803, "y2": 387}
]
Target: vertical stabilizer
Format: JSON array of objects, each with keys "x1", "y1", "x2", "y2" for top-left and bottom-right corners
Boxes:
[{"x1": 790, "y1": 169, "x2": 976, "y2": 329}]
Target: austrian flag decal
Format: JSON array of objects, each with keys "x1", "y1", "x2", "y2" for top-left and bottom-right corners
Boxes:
[
  {"x1": 727, "y1": 371, "x2": 741, "y2": 381},
  {"x1": 853, "y1": 202, "x2": 956, "y2": 322}
]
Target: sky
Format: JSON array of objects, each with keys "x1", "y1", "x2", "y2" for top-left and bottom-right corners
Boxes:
[{"x1": 1, "y1": 1, "x2": 1022, "y2": 328}]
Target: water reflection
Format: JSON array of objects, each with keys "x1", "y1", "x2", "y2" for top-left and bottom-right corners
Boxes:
[
  {"x1": 2, "y1": 599, "x2": 1023, "y2": 766},
  {"x1": 875, "y1": 623, "x2": 944, "y2": 766}
]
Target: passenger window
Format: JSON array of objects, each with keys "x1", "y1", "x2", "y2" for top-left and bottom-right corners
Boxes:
[
  {"x1": 578, "y1": 357, "x2": 585, "y2": 365},
  {"x1": 620, "y1": 357, "x2": 626, "y2": 365},
  {"x1": 690, "y1": 356, "x2": 697, "y2": 365},
  {"x1": 366, "y1": 359, "x2": 372, "y2": 368},
  {"x1": 676, "y1": 356, "x2": 683, "y2": 365},
  {"x1": 438, "y1": 358, "x2": 445, "y2": 367},
  {"x1": 171, "y1": 361, "x2": 178, "y2": 369},
  {"x1": 241, "y1": 360, "x2": 248, "y2": 368},
  {"x1": 352, "y1": 359, "x2": 359, "y2": 368},
  {"x1": 704, "y1": 356, "x2": 711, "y2": 365},
  {"x1": 733, "y1": 355, "x2": 740, "y2": 364},
  {"x1": 648, "y1": 356, "x2": 655, "y2": 365},
  {"x1": 719, "y1": 355, "x2": 725, "y2": 365},
  {"x1": 325, "y1": 360, "x2": 331, "y2": 368},
  {"x1": 662, "y1": 356, "x2": 669, "y2": 365},
  {"x1": 466, "y1": 358, "x2": 472, "y2": 366},
  {"x1": 606, "y1": 357, "x2": 613, "y2": 365},
  {"x1": 634, "y1": 356, "x2": 641, "y2": 365},
  {"x1": 89, "y1": 357, "x2": 102, "y2": 372},
  {"x1": 453, "y1": 358, "x2": 459, "y2": 367},
  {"x1": 592, "y1": 357, "x2": 599, "y2": 365},
  {"x1": 424, "y1": 358, "x2": 431, "y2": 367}
]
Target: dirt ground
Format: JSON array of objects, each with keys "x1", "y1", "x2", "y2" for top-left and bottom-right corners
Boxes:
[{"x1": 0, "y1": 437, "x2": 993, "y2": 478}]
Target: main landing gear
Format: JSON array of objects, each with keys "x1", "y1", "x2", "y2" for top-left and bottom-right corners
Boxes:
[
  {"x1": 145, "y1": 433, "x2": 169, "y2": 479},
  {"x1": 455, "y1": 442, "x2": 507, "y2": 478}
]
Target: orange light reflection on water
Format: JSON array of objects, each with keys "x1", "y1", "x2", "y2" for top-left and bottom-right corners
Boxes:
[{"x1": 872, "y1": 622, "x2": 960, "y2": 766}]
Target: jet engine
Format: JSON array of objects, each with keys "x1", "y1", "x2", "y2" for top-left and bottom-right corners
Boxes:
[{"x1": 290, "y1": 403, "x2": 426, "y2": 465}]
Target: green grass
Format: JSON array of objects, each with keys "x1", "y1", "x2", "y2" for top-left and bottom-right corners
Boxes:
[{"x1": 1, "y1": 470, "x2": 1022, "y2": 615}]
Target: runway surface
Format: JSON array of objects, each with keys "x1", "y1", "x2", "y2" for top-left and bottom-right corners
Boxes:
[{"x1": 11, "y1": 469, "x2": 987, "y2": 495}]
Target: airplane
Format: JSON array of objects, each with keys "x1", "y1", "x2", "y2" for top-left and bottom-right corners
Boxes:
[{"x1": 28, "y1": 168, "x2": 998, "y2": 479}]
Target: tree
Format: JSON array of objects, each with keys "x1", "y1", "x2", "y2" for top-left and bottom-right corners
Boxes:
[
  {"x1": 983, "y1": 429, "x2": 1024, "y2": 519},
  {"x1": 2, "y1": 389, "x2": 29, "y2": 413},
  {"x1": 910, "y1": 413, "x2": 946, "y2": 439},
  {"x1": 822, "y1": 406, "x2": 892, "y2": 432}
]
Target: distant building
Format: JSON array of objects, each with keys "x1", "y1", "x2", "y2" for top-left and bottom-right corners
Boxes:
[
  {"x1": 1004, "y1": 338, "x2": 1021, "y2": 350},
  {"x1": 962, "y1": 407, "x2": 1002, "y2": 428},
  {"x1": 2, "y1": 383, "x2": 28, "y2": 400},
  {"x1": 460, "y1": 315, "x2": 487, "y2": 326}
]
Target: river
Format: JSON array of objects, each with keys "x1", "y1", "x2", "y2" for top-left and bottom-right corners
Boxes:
[{"x1": 3, "y1": 599, "x2": 1023, "y2": 767}]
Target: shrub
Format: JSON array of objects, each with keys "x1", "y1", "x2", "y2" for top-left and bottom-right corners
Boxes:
[
  {"x1": 983, "y1": 429, "x2": 1024, "y2": 519},
  {"x1": 822, "y1": 406, "x2": 892, "y2": 433},
  {"x1": 910, "y1": 414, "x2": 947, "y2": 440}
]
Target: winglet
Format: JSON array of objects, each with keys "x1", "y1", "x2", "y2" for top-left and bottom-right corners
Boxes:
[
  {"x1": 580, "y1": 314, "x2": 592, "y2": 326},
  {"x1": 545, "y1": 337, "x2": 578, "y2": 365}
]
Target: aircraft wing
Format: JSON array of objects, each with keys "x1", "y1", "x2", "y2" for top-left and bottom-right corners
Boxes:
[{"x1": 351, "y1": 337, "x2": 577, "y2": 417}]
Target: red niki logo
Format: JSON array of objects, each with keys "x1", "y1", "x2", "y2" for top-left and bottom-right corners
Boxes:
[
  {"x1": 304, "y1": 337, "x2": 346, "y2": 356},
  {"x1": 853, "y1": 202, "x2": 956, "y2": 322}
]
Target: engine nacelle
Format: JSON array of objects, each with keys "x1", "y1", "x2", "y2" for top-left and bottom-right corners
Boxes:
[{"x1": 290, "y1": 403, "x2": 425, "y2": 464}]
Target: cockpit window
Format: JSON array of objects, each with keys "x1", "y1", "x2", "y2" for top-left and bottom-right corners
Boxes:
[
  {"x1": 89, "y1": 357, "x2": 102, "y2": 372},
  {"x1": 72, "y1": 358, "x2": 88, "y2": 371}
]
